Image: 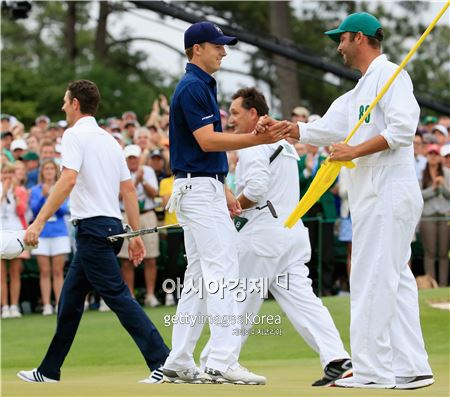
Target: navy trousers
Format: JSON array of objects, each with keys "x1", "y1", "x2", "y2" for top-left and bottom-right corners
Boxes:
[{"x1": 38, "y1": 216, "x2": 170, "y2": 380}]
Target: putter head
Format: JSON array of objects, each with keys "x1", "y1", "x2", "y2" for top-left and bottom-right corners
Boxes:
[
  {"x1": 266, "y1": 200, "x2": 278, "y2": 218},
  {"x1": 123, "y1": 223, "x2": 133, "y2": 233}
]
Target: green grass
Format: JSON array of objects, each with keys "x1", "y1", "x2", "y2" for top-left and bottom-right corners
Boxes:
[{"x1": 1, "y1": 288, "x2": 449, "y2": 397}]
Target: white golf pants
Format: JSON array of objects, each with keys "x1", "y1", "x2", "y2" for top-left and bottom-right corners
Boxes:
[{"x1": 164, "y1": 176, "x2": 240, "y2": 372}]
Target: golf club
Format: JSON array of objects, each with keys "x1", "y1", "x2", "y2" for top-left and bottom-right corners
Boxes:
[
  {"x1": 241, "y1": 200, "x2": 278, "y2": 218},
  {"x1": 107, "y1": 223, "x2": 180, "y2": 242}
]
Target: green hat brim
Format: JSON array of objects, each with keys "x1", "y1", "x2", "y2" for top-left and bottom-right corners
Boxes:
[{"x1": 324, "y1": 28, "x2": 344, "y2": 43}]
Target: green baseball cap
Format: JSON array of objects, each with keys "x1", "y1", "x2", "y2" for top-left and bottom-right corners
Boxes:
[
  {"x1": 22, "y1": 151, "x2": 39, "y2": 161},
  {"x1": 325, "y1": 12, "x2": 382, "y2": 43},
  {"x1": 422, "y1": 115, "x2": 438, "y2": 125}
]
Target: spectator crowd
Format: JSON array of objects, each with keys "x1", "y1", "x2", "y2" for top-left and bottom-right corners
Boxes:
[{"x1": 1, "y1": 96, "x2": 449, "y2": 318}]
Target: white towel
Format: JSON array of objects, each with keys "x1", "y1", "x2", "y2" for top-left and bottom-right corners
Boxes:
[{"x1": 166, "y1": 186, "x2": 186, "y2": 214}]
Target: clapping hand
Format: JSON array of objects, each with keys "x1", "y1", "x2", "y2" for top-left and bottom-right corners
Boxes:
[
  {"x1": 135, "y1": 167, "x2": 144, "y2": 185},
  {"x1": 433, "y1": 176, "x2": 444, "y2": 189}
]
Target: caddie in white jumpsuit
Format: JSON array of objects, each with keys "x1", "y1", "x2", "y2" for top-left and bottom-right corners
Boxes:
[
  {"x1": 259, "y1": 12, "x2": 433, "y2": 390},
  {"x1": 200, "y1": 87, "x2": 352, "y2": 387}
]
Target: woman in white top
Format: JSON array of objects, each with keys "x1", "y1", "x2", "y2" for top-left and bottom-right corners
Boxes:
[
  {"x1": 1, "y1": 162, "x2": 25, "y2": 318},
  {"x1": 30, "y1": 160, "x2": 71, "y2": 315}
]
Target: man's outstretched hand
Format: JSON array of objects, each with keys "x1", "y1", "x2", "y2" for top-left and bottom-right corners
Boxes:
[{"x1": 254, "y1": 115, "x2": 299, "y2": 141}]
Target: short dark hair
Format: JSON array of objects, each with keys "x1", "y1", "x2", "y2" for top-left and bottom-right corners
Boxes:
[
  {"x1": 350, "y1": 28, "x2": 384, "y2": 49},
  {"x1": 67, "y1": 79, "x2": 100, "y2": 115},
  {"x1": 185, "y1": 47, "x2": 194, "y2": 60},
  {"x1": 231, "y1": 87, "x2": 269, "y2": 117},
  {"x1": 185, "y1": 43, "x2": 206, "y2": 61}
]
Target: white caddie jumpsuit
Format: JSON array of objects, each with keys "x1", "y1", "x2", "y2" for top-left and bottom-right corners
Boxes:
[
  {"x1": 200, "y1": 140, "x2": 350, "y2": 369},
  {"x1": 299, "y1": 54, "x2": 432, "y2": 384}
]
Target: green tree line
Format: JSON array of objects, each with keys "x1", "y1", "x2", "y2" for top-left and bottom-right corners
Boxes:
[
  {"x1": 1, "y1": 1, "x2": 175, "y2": 128},
  {"x1": 2, "y1": 1, "x2": 448, "y2": 127},
  {"x1": 188, "y1": 1, "x2": 449, "y2": 117}
]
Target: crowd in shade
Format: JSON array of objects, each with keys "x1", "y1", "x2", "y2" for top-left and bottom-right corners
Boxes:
[{"x1": 1, "y1": 97, "x2": 449, "y2": 318}]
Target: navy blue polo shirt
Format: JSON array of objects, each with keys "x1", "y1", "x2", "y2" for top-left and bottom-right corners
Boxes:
[{"x1": 169, "y1": 63, "x2": 228, "y2": 175}]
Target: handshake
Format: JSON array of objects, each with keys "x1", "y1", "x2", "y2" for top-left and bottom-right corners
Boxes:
[
  {"x1": 252, "y1": 115, "x2": 299, "y2": 144},
  {"x1": 255, "y1": 116, "x2": 356, "y2": 162}
]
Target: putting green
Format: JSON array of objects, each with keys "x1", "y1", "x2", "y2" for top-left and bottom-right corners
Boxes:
[{"x1": 2, "y1": 288, "x2": 449, "y2": 396}]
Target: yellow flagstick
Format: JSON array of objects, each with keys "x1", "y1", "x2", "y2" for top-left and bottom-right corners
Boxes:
[{"x1": 285, "y1": 1, "x2": 450, "y2": 229}]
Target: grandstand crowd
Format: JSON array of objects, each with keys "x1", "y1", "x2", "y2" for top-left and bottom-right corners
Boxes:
[{"x1": 1, "y1": 97, "x2": 449, "y2": 318}]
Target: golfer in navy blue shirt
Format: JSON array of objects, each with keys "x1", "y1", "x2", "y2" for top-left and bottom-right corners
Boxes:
[{"x1": 163, "y1": 21, "x2": 289, "y2": 385}]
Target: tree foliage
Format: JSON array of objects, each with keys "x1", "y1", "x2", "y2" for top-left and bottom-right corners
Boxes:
[
  {"x1": 187, "y1": 1, "x2": 449, "y2": 116},
  {"x1": 2, "y1": 1, "x2": 447, "y2": 126},
  {"x1": 1, "y1": 1, "x2": 174, "y2": 128}
]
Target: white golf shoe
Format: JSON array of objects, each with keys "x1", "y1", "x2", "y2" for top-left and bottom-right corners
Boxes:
[
  {"x1": 163, "y1": 367, "x2": 212, "y2": 384},
  {"x1": 205, "y1": 364, "x2": 266, "y2": 385},
  {"x1": 138, "y1": 367, "x2": 164, "y2": 384},
  {"x1": 17, "y1": 369, "x2": 59, "y2": 383}
]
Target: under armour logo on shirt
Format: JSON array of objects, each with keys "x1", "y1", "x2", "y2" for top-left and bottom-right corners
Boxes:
[{"x1": 185, "y1": 185, "x2": 192, "y2": 190}]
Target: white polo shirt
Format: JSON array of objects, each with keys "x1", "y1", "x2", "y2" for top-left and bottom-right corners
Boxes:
[
  {"x1": 299, "y1": 54, "x2": 420, "y2": 167},
  {"x1": 119, "y1": 165, "x2": 158, "y2": 212},
  {"x1": 235, "y1": 140, "x2": 300, "y2": 228},
  {"x1": 61, "y1": 116, "x2": 130, "y2": 220}
]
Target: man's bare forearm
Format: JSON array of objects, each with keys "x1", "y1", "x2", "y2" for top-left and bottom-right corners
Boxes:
[
  {"x1": 122, "y1": 190, "x2": 141, "y2": 231},
  {"x1": 194, "y1": 121, "x2": 290, "y2": 152},
  {"x1": 237, "y1": 193, "x2": 257, "y2": 210},
  {"x1": 197, "y1": 131, "x2": 263, "y2": 152},
  {"x1": 352, "y1": 135, "x2": 389, "y2": 158}
]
